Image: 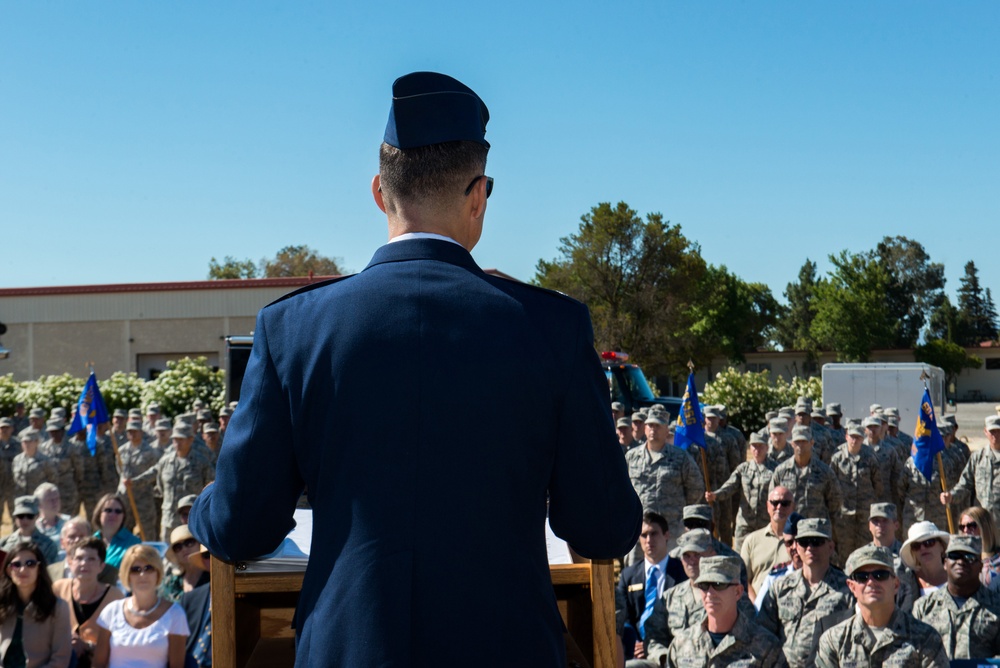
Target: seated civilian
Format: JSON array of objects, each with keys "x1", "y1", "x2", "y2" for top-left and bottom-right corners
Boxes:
[
  {"x1": 92, "y1": 494, "x2": 140, "y2": 571},
  {"x1": 47, "y1": 518, "x2": 118, "y2": 587},
  {"x1": 34, "y1": 483, "x2": 71, "y2": 553},
  {"x1": 0, "y1": 542, "x2": 72, "y2": 667},
  {"x1": 179, "y1": 545, "x2": 212, "y2": 668},
  {"x1": 159, "y1": 526, "x2": 210, "y2": 603}
]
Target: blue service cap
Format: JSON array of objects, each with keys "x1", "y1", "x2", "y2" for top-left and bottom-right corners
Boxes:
[
  {"x1": 784, "y1": 512, "x2": 805, "y2": 536},
  {"x1": 384, "y1": 72, "x2": 490, "y2": 149}
]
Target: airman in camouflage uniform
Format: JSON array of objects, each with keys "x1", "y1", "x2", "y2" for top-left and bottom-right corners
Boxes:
[
  {"x1": 631, "y1": 411, "x2": 648, "y2": 448},
  {"x1": 218, "y1": 406, "x2": 233, "y2": 447},
  {"x1": 702, "y1": 406, "x2": 736, "y2": 546},
  {"x1": 677, "y1": 504, "x2": 749, "y2": 586},
  {"x1": 626, "y1": 412, "x2": 705, "y2": 554},
  {"x1": 912, "y1": 534, "x2": 1000, "y2": 661},
  {"x1": 17, "y1": 407, "x2": 46, "y2": 442},
  {"x1": 808, "y1": 408, "x2": 837, "y2": 464},
  {"x1": 201, "y1": 423, "x2": 221, "y2": 465},
  {"x1": 767, "y1": 418, "x2": 793, "y2": 465},
  {"x1": 39, "y1": 418, "x2": 84, "y2": 516},
  {"x1": 770, "y1": 426, "x2": 842, "y2": 525},
  {"x1": 758, "y1": 518, "x2": 854, "y2": 668},
  {"x1": 898, "y1": 450, "x2": 955, "y2": 535},
  {"x1": 824, "y1": 403, "x2": 846, "y2": 447},
  {"x1": 0, "y1": 418, "x2": 21, "y2": 519},
  {"x1": 863, "y1": 416, "x2": 904, "y2": 511},
  {"x1": 816, "y1": 544, "x2": 948, "y2": 668},
  {"x1": 131, "y1": 424, "x2": 215, "y2": 542},
  {"x1": 69, "y1": 428, "x2": 104, "y2": 521},
  {"x1": 664, "y1": 556, "x2": 786, "y2": 668},
  {"x1": 143, "y1": 403, "x2": 162, "y2": 440},
  {"x1": 12, "y1": 430, "x2": 57, "y2": 497},
  {"x1": 829, "y1": 424, "x2": 884, "y2": 560},
  {"x1": 110, "y1": 408, "x2": 129, "y2": 447},
  {"x1": 94, "y1": 424, "x2": 120, "y2": 498},
  {"x1": 942, "y1": 416, "x2": 1000, "y2": 529},
  {"x1": 706, "y1": 433, "x2": 776, "y2": 550},
  {"x1": 116, "y1": 419, "x2": 163, "y2": 541}
]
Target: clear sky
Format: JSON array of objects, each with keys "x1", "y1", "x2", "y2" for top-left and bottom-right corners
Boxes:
[{"x1": 2, "y1": 2, "x2": 997, "y2": 307}]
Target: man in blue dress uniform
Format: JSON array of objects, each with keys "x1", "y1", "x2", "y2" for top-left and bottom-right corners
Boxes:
[{"x1": 189, "y1": 71, "x2": 642, "y2": 667}]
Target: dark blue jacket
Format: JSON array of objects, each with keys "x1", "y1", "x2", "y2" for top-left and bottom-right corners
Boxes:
[{"x1": 190, "y1": 239, "x2": 642, "y2": 667}]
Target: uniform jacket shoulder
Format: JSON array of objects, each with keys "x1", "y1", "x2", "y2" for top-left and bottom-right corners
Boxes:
[{"x1": 261, "y1": 275, "x2": 356, "y2": 310}]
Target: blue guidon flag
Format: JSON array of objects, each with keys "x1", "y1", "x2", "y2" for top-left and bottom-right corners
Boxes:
[
  {"x1": 674, "y1": 372, "x2": 706, "y2": 451},
  {"x1": 911, "y1": 387, "x2": 946, "y2": 481},
  {"x1": 67, "y1": 371, "x2": 109, "y2": 456}
]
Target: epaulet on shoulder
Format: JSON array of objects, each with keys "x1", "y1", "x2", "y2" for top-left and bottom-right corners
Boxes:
[
  {"x1": 264, "y1": 275, "x2": 356, "y2": 307},
  {"x1": 487, "y1": 275, "x2": 585, "y2": 306}
]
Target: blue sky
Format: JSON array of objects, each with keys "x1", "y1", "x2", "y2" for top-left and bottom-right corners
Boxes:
[{"x1": 2, "y1": 2, "x2": 997, "y2": 308}]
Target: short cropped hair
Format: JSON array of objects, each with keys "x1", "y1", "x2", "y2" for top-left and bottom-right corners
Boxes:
[
  {"x1": 119, "y1": 544, "x2": 165, "y2": 587},
  {"x1": 379, "y1": 140, "x2": 488, "y2": 208},
  {"x1": 642, "y1": 511, "x2": 669, "y2": 535},
  {"x1": 33, "y1": 482, "x2": 59, "y2": 500},
  {"x1": 69, "y1": 536, "x2": 107, "y2": 564}
]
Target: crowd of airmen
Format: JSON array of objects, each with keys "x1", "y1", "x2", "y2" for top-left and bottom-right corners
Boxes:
[
  {"x1": 615, "y1": 395, "x2": 1000, "y2": 666},
  {"x1": 0, "y1": 400, "x2": 227, "y2": 543}
]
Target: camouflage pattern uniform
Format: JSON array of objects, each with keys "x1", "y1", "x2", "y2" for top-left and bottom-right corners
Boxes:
[
  {"x1": 0, "y1": 434, "x2": 20, "y2": 519},
  {"x1": 811, "y1": 422, "x2": 837, "y2": 465},
  {"x1": 829, "y1": 443, "x2": 884, "y2": 559},
  {"x1": 696, "y1": 433, "x2": 734, "y2": 545},
  {"x1": 757, "y1": 566, "x2": 854, "y2": 668},
  {"x1": 646, "y1": 580, "x2": 757, "y2": 656},
  {"x1": 815, "y1": 609, "x2": 948, "y2": 668},
  {"x1": 949, "y1": 447, "x2": 1000, "y2": 529},
  {"x1": 770, "y1": 457, "x2": 843, "y2": 524},
  {"x1": 912, "y1": 582, "x2": 1000, "y2": 660},
  {"x1": 897, "y1": 456, "x2": 953, "y2": 535},
  {"x1": 625, "y1": 445, "x2": 705, "y2": 549},
  {"x1": 711, "y1": 458, "x2": 776, "y2": 550},
  {"x1": 12, "y1": 451, "x2": 57, "y2": 498},
  {"x1": 133, "y1": 447, "x2": 215, "y2": 542},
  {"x1": 866, "y1": 438, "x2": 905, "y2": 510},
  {"x1": 767, "y1": 442, "x2": 793, "y2": 466},
  {"x1": 665, "y1": 611, "x2": 787, "y2": 668},
  {"x1": 40, "y1": 435, "x2": 84, "y2": 516},
  {"x1": 117, "y1": 440, "x2": 163, "y2": 541},
  {"x1": 95, "y1": 433, "x2": 121, "y2": 499},
  {"x1": 721, "y1": 422, "x2": 747, "y2": 542},
  {"x1": 71, "y1": 432, "x2": 104, "y2": 522}
]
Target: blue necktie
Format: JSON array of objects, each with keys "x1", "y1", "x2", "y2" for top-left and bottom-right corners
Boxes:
[{"x1": 638, "y1": 564, "x2": 659, "y2": 640}]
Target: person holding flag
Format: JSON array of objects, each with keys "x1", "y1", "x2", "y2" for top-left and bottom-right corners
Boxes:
[
  {"x1": 67, "y1": 371, "x2": 109, "y2": 457},
  {"x1": 674, "y1": 370, "x2": 717, "y2": 519},
  {"x1": 942, "y1": 415, "x2": 1000, "y2": 530}
]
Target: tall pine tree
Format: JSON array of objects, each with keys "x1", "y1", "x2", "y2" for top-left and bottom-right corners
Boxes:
[{"x1": 956, "y1": 261, "x2": 998, "y2": 344}]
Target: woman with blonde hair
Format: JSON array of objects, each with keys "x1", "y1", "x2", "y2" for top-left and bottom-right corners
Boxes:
[
  {"x1": 957, "y1": 506, "x2": 1000, "y2": 587},
  {"x1": 93, "y1": 545, "x2": 188, "y2": 668}
]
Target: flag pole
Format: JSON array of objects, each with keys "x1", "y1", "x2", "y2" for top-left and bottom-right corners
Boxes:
[
  {"x1": 923, "y1": 369, "x2": 955, "y2": 533},
  {"x1": 689, "y1": 360, "x2": 718, "y2": 540}
]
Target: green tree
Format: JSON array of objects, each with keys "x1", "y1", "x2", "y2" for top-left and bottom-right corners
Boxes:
[
  {"x1": 928, "y1": 295, "x2": 966, "y2": 343},
  {"x1": 811, "y1": 251, "x2": 896, "y2": 361},
  {"x1": 535, "y1": 201, "x2": 707, "y2": 377},
  {"x1": 263, "y1": 245, "x2": 343, "y2": 278},
  {"x1": 690, "y1": 265, "x2": 781, "y2": 364},
  {"x1": 874, "y1": 236, "x2": 945, "y2": 347},
  {"x1": 914, "y1": 338, "x2": 982, "y2": 390},
  {"x1": 208, "y1": 256, "x2": 260, "y2": 279},
  {"x1": 956, "y1": 261, "x2": 999, "y2": 344},
  {"x1": 774, "y1": 259, "x2": 820, "y2": 356}
]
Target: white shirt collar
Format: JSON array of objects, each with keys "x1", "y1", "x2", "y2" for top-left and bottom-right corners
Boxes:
[
  {"x1": 644, "y1": 555, "x2": 670, "y2": 581},
  {"x1": 388, "y1": 232, "x2": 462, "y2": 246}
]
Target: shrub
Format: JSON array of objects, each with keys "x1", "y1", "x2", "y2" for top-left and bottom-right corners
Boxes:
[
  {"x1": 703, "y1": 367, "x2": 823, "y2": 434},
  {"x1": 142, "y1": 356, "x2": 226, "y2": 417}
]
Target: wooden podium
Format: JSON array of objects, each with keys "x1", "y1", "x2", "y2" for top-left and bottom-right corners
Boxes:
[{"x1": 211, "y1": 557, "x2": 617, "y2": 668}]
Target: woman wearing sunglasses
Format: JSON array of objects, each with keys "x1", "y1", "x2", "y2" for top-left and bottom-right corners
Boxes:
[
  {"x1": 93, "y1": 545, "x2": 189, "y2": 668},
  {"x1": 158, "y1": 526, "x2": 209, "y2": 603},
  {"x1": 956, "y1": 506, "x2": 1000, "y2": 589},
  {"x1": 91, "y1": 495, "x2": 140, "y2": 571},
  {"x1": 897, "y1": 521, "x2": 950, "y2": 613},
  {"x1": 0, "y1": 543, "x2": 73, "y2": 668}
]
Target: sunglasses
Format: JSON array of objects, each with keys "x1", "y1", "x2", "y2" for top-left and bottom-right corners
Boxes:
[
  {"x1": 796, "y1": 537, "x2": 828, "y2": 549},
  {"x1": 172, "y1": 538, "x2": 199, "y2": 553},
  {"x1": 129, "y1": 564, "x2": 157, "y2": 575},
  {"x1": 917, "y1": 538, "x2": 942, "y2": 549},
  {"x1": 102, "y1": 507, "x2": 124, "y2": 515},
  {"x1": 946, "y1": 551, "x2": 981, "y2": 564},
  {"x1": 9, "y1": 559, "x2": 39, "y2": 569},
  {"x1": 684, "y1": 520, "x2": 712, "y2": 530},
  {"x1": 463, "y1": 175, "x2": 494, "y2": 198},
  {"x1": 13, "y1": 515, "x2": 36, "y2": 521},
  {"x1": 694, "y1": 582, "x2": 736, "y2": 592},
  {"x1": 850, "y1": 569, "x2": 893, "y2": 584},
  {"x1": 769, "y1": 500, "x2": 791, "y2": 507},
  {"x1": 960, "y1": 522, "x2": 979, "y2": 532}
]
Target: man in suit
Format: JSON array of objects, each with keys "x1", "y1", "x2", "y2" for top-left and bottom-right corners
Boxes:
[
  {"x1": 189, "y1": 71, "x2": 642, "y2": 667},
  {"x1": 617, "y1": 511, "x2": 686, "y2": 665}
]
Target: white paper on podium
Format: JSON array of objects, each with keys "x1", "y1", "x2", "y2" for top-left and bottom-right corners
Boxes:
[{"x1": 545, "y1": 517, "x2": 573, "y2": 565}]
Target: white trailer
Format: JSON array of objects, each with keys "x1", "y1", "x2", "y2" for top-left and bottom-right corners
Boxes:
[{"x1": 821, "y1": 363, "x2": 947, "y2": 430}]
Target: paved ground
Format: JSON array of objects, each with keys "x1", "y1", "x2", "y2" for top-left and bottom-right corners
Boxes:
[{"x1": 950, "y1": 401, "x2": 1000, "y2": 451}]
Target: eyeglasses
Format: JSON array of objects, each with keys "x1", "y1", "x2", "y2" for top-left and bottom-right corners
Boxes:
[
  {"x1": 769, "y1": 500, "x2": 791, "y2": 507},
  {"x1": 694, "y1": 582, "x2": 736, "y2": 592},
  {"x1": 172, "y1": 538, "x2": 198, "y2": 553},
  {"x1": 463, "y1": 175, "x2": 494, "y2": 198},
  {"x1": 917, "y1": 538, "x2": 942, "y2": 549},
  {"x1": 960, "y1": 522, "x2": 979, "y2": 533},
  {"x1": 850, "y1": 569, "x2": 893, "y2": 584},
  {"x1": 129, "y1": 564, "x2": 157, "y2": 575},
  {"x1": 102, "y1": 507, "x2": 124, "y2": 515},
  {"x1": 796, "y1": 537, "x2": 828, "y2": 549},
  {"x1": 946, "y1": 551, "x2": 981, "y2": 564},
  {"x1": 9, "y1": 560, "x2": 38, "y2": 570}
]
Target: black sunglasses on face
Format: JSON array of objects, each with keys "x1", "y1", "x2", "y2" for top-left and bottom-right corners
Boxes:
[
  {"x1": 172, "y1": 538, "x2": 199, "y2": 553},
  {"x1": 850, "y1": 569, "x2": 893, "y2": 584},
  {"x1": 694, "y1": 582, "x2": 736, "y2": 592},
  {"x1": 684, "y1": 520, "x2": 712, "y2": 530},
  {"x1": 463, "y1": 175, "x2": 494, "y2": 198},
  {"x1": 946, "y1": 551, "x2": 981, "y2": 564},
  {"x1": 960, "y1": 522, "x2": 979, "y2": 532},
  {"x1": 917, "y1": 538, "x2": 941, "y2": 549},
  {"x1": 796, "y1": 537, "x2": 828, "y2": 549},
  {"x1": 769, "y1": 499, "x2": 791, "y2": 507},
  {"x1": 9, "y1": 559, "x2": 38, "y2": 570}
]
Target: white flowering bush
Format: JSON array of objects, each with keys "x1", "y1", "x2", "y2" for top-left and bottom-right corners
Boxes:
[
  {"x1": 142, "y1": 356, "x2": 225, "y2": 417},
  {"x1": 16, "y1": 374, "x2": 86, "y2": 414},
  {"x1": 0, "y1": 374, "x2": 20, "y2": 416},
  {"x1": 101, "y1": 372, "x2": 148, "y2": 414},
  {"x1": 703, "y1": 367, "x2": 824, "y2": 434}
]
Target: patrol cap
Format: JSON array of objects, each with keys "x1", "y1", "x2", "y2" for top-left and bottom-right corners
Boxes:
[
  {"x1": 765, "y1": 411, "x2": 778, "y2": 420},
  {"x1": 884, "y1": 407, "x2": 899, "y2": 417},
  {"x1": 810, "y1": 409, "x2": 825, "y2": 420},
  {"x1": 666, "y1": 423, "x2": 677, "y2": 434},
  {"x1": 172, "y1": 425, "x2": 193, "y2": 439},
  {"x1": 146, "y1": 402, "x2": 160, "y2": 414},
  {"x1": 783, "y1": 512, "x2": 805, "y2": 536},
  {"x1": 862, "y1": 417, "x2": 881, "y2": 429},
  {"x1": 875, "y1": 410, "x2": 888, "y2": 423},
  {"x1": 13, "y1": 495, "x2": 38, "y2": 517},
  {"x1": 703, "y1": 406, "x2": 721, "y2": 419},
  {"x1": 797, "y1": 396, "x2": 813, "y2": 408},
  {"x1": 631, "y1": 412, "x2": 645, "y2": 423},
  {"x1": 20, "y1": 429, "x2": 41, "y2": 442},
  {"x1": 615, "y1": 417, "x2": 632, "y2": 429},
  {"x1": 51, "y1": 407, "x2": 67, "y2": 419},
  {"x1": 749, "y1": 433, "x2": 767, "y2": 447},
  {"x1": 939, "y1": 423, "x2": 954, "y2": 435},
  {"x1": 178, "y1": 494, "x2": 199, "y2": 510},
  {"x1": 192, "y1": 399, "x2": 205, "y2": 409},
  {"x1": 846, "y1": 425, "x2": 864, "y2": 437},
  {"x1": 985, "y1": 416, "x2": 1000, "y2": 432},
  {"x1": 197, "y1": 409, "x2": 213, "y2": 421},
  {"x1": 778, "y1": 408, "x2": 795, "y2": 419},
  {"x1": 203, "y1": 423, "x2": 219, "y2": 434},
  {"x1": 794, "y1": 404, "x2": 810, "y2": 415},
  {"x1": 768, "y1": 418, "x2": 787, "y2": 434},
  {"x1": 790, "y1": 425, "x2": 812, "y2": 442},
  {"x1": 645, "y1": 412, "x2": 666, "y2": 425},
  {"x1": 125, "y1": 420, "x2": 143, "y2": 431},
  {"x1": 384, "y1": 72, "x2": 490, "y2": 150},
  {"x1": 796, "y1": 518, "x2": 832, "y2": 540},
  {"x1": 611, "y1": 401, "x2": 624, "y2": 412},
  {"x1": 128, "y1": 408, "x2": 142, "y2": 418},
  {"x1": 714, "y1": 405, "x2": 728, "y2": 419},
  {"x1": 845, "y1": 545, "x2": 894, "y2": 576},
  {"x1": 947, "y1": 534, "x2": 981, "y2": 556},
  {"x1": 826, "y1": 403, "x2": 843, "y2": 417},
  {"x1": 155, "y1": 418, "x2": 172, "y2": 431},
  {"x1": 113, "y1": 408, "x2": 127, "y2": 418},
  {"x1": 847, "y1": 418, "x2": 862, "y2": 427},
  {"x1": 46, "y1": 418, "x2": 65, "y2": 432},
  {"x1": 219, "y1": 407, "x2": 234, "y2": 417},
  {"x1": 683, "y1": 504, "x2": 713, "y2": 522},
  {"x1": 0, "y1": 418, "x2": 12, "y2": 428},
  {"x1": 177, "y1": 413, "x2": 196, "y2": 426},
  {"x1": 677, "y1": 528, "x2": 713, "y2": 554},
  {"x1": 870, "y1": 403, "x2": 883, "y2": 413},
  {"x1": 693, "y1": 555, "x2": 742, "y2": 586},
  {"x1": 869, "y1": 503, "x2": 897, "y2": 521},
  {"x1": 29, "y1": 407, "x2": 46, "y2": 419},
  {"x1": 648, "y1": 404, "x2": 668, "y2": 415},
  {"x1": 887, "y1": 416, "x2": 900, "y2": 427}
]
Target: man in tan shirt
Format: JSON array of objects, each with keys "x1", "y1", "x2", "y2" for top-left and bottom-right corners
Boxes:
[{"x1": 740, "y1": 485, "x2": 794, "y2": 600}]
